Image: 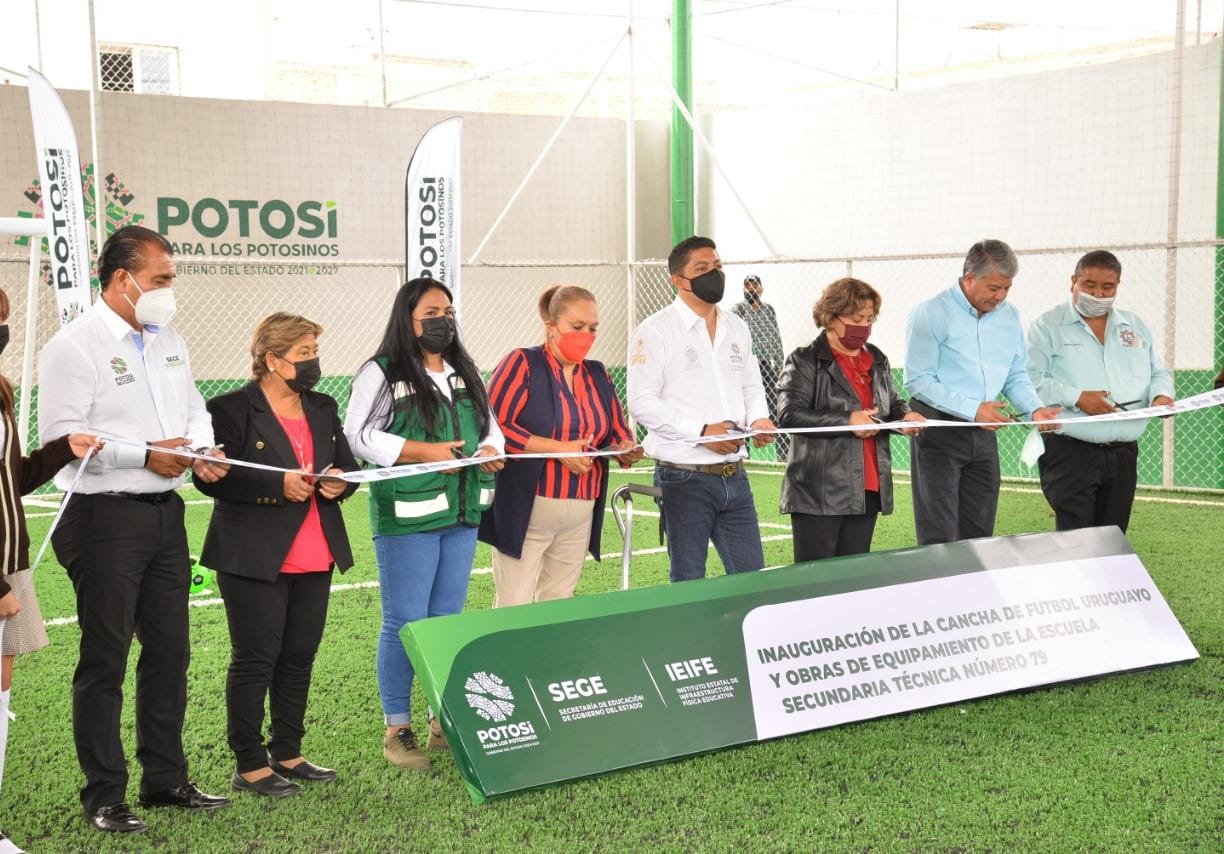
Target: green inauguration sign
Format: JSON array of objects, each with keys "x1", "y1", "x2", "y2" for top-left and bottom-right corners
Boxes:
[{"x1": 403, "y1": 528, "x2": 1198, "y2": 804}]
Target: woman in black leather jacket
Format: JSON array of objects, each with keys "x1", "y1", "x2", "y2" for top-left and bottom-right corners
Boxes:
[{"x1": 776, "y1": 278, "x2": 925, "y2": 561}]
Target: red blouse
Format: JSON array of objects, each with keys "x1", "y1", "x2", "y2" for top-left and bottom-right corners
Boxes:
[
  {"x1": 275, "y1": 414, "x2": 333, "y2": 574},
  {"x1": 488, "y1": 345, "x2": 634, "y2": 500},
  {"x1": 831, "y1": 348, "x2": 880, "y2": 494}
]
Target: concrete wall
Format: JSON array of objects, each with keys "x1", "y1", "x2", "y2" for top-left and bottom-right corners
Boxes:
[{"x1": 706, "y1": 42, "x2": 1222, "y2": 372}]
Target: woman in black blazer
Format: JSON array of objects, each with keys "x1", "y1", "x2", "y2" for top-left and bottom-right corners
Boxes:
[{"x1": 196, "y1": 313, "x2": 359, "y2": 798}]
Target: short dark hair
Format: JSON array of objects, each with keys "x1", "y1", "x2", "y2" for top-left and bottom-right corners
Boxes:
[
  {"x1": 97, "y1": 225, "x2": 173, "y2": 290},
  {"x1": 668, "y1": 235, "x2": 716, "y2": 276},
  {"x1": 1074, "y1": 250, "x2": 1122, "y2": 278}
]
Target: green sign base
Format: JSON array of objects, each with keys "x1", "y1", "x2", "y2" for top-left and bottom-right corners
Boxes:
[{"x1": 403, "y1": 527, "x2": 1198, "y2": 804}]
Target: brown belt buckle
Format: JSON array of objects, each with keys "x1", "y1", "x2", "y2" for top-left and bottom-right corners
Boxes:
[{"x1": 721, "y1": 463, "x2": 736, "y2": 477}]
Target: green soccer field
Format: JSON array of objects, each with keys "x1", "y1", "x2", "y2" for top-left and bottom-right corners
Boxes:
[{"x1": 6, "y1": 467, "x2": 1222, "y2": 852}]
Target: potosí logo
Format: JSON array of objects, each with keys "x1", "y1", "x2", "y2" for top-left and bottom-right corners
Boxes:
[
  {"x1": 156, "y1": 197, "x2": 339, "y2": 258},
  {"x1": 465, "y1": 671, "x2": 515, "y2": 722},
  {"x1": 464, "y1": 672, "x2": 538, "y2": 749}
]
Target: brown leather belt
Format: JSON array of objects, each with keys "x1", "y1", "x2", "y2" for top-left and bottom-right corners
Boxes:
[{"x1": 657, "y1": 460, "x2": 744, "y2": 478}]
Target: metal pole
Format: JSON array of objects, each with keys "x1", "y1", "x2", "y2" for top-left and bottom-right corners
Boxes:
[
  {"x1": 17, "y1": 238, "x2": 43, "y2": 449},
  {"x1": 1162, "y1": 0, "x2": 1187, "y2": 489},
  {"x1": 670, "y1": 0, "x2": 693, "y2": 243},
  {"x1": 33, "y1": 0, "x2": 44, "y2": 72},
  {"x1": 644, "y1": 46, "x2": 780, "y2": 257},
  {"x1": 1216, "y1": 5, "x2": 1224, "y2": 370},
  {"x1": 1213, "y1": 3, "x2": 1224, "y2": 488},
  {"x1": 378, "y1": 0, "x2": 388, "y2": 106},
  {"x1": 894, "y1": 0, "x2": 900, "y2": 91},
  {"x1": 625, "y1": 0, "x2": 638, "y2": 388},
  {"x1": 87, "y1": 0, "x2": 104, "y2": 259}
]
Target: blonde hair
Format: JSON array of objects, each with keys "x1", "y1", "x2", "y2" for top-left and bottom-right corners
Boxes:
[
  {"x1": 250, "y1": 312, "x2": 323, "y2": 380},
  {"x1": 812, "y1": 278, "x2": 882, "y2": 329},
  {"x1": 538, "y1": 284, "x2": 597, "y2": 324}
]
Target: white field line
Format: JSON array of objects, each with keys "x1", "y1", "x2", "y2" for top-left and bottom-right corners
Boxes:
[
  {"x1": 630, "y1": 507, "x2": 790, "y2": 531},
  {"x1": 31, "y1": 464, "x2": 1224, "y2": 628},
  {"x1": 614, "y1": 466, "x2": 1224, "y2": 508},
  {"x1": 42, "y1": 534, "x2": 796, "y2": 629}
]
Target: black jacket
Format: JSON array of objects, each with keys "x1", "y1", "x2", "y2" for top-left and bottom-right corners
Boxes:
[
  {"x1": 776, "y1": 333, "x2": 909, "y2": 516},
  {"x1": 196, "y1": 383, "x2": 359, "y2": 581}
]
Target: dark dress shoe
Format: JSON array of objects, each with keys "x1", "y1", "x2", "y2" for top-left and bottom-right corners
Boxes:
[
  {"x1": 138, "y1": 782, "x2": 230, "y2": 810},
  {"x1": 88, "y1": 803, "x2": 148, "y2": 833},
  {"x1": 230, "y1": 771, "x2": 301, "y2": 798},
  {"x1": 269, "y1": 758, "x2": 338, "y2": 782}
]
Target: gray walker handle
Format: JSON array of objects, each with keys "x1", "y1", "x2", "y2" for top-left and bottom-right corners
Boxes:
[{"x1": 609, "y1": 483, "x2": 664, "y2": 591}]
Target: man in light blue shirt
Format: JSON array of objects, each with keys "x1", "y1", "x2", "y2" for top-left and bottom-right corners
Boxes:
[
  {"x1": 904, "y1": 239, "x2": 1061, "y2": 544},
  {"x1": 1026, "y1": 250, "x2": 1174, "y2": 532}
]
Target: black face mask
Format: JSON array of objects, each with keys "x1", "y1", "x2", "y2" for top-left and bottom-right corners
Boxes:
[
  {"x1": 681, "y1": 268, "x2": 726, "y2": 304},
  {"x1": 284, "y1": 357, "x2": 321, "y2": 393},
  {"x1": 418, "y1": 315, "x2": 456, "y2": 354},
  {"x1": 744, "y1": 291, "x2": 760, "y2": 305},
  {"x1": 0, "y1": 325, "x2": 9, "y2": 356}
]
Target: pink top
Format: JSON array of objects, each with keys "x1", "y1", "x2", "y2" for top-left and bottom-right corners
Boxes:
[{"x1": 276, "y1": 414, "x2": 333, "y2": 574}]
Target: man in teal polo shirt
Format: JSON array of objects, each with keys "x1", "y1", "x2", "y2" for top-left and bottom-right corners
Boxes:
[
  {"x1": 904, "y1": 239, "x2": 1062, "y2": 544},
  {"x1": 1026, "y1": 249, "x2": 1174, "y2": 532}
]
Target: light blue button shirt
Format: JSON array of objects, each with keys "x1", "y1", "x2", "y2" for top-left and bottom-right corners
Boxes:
[
  {"x1": 1026, "y1": 299, "x2": 1174, "y2": 443},
  {"x1": 904, "y1": 284, "x2": 1044, "y2": 420}
]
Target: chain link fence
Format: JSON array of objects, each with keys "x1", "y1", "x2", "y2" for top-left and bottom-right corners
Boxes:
[
  {"x1": 634, "y1": 250, "x2": 1223, "y2": 489},
  {"x1": 6, "y1": 246, "x2": 1214, "y2": 491}
]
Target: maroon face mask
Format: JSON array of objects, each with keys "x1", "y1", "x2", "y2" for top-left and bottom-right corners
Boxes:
[{"x1": 838, "y1": 322, "x2": 872, "y2": 351}]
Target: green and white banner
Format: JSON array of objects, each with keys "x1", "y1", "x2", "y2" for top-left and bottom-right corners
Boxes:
[
  {"x1": 27, "y1": 69, "x2": 93, "y2": 324},
  {"x1": 404, "y1": 116, "x2": 461, "y2": 306},
  {"x1": 403, "y1": 527, "x2": 1198, "y2": 804}
]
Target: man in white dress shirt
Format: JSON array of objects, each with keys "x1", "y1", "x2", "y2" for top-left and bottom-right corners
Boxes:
[
  {"x1": 38, "y1": 226, "x2": 230, "y2": 833},
  {"x1": 627, "y1": 236, "x2": 776, "y2": 582}
]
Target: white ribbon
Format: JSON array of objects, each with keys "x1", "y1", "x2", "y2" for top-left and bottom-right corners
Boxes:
[
  {"x1": 69, "y1": 386, "x2": 1218, "y2": 478},
  {"x1": 29, "y1": 444, "x2": 95, "y2": 575},
  {"x1": 87, "y1": 437, "x2": 632, "y2": 484},
  {"x1": 686, "y1": 388, "x2": 1223, "y2": 445}
]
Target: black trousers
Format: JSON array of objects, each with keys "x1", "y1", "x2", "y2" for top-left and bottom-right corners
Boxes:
[
  {"x1": 52, "y1": 492, "x2": 191, "y2": 813},
  {"x1": 1038, "y1": 433, "x2": 1139, "y2": 533},
  {"x1": 791, "y1": 491, "x2": 881, "y2": 562},
  {"x1": 909, "y1": 401, "x2": 1000, "y2": 545},
  {"x1": 217, "y1": 569, "x2": 332, "y2": 773}
]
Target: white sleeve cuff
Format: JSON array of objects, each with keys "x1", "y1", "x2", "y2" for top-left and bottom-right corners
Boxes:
[
  {"x1": 365, "y1": 429, "x2": 405, "y2": 469},
  {"x1": 113, "y1": 441, "x2": 148, "y2": 470}
]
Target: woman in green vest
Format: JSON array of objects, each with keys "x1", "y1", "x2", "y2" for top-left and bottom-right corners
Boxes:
[{"x1": 343, "y1": 278, "x2": 504, "y2": 771}]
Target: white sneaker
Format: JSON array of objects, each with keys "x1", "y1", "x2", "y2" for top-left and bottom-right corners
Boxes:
[{"x1": 0, "y1": 830, "x2": 27, "y2": 854}]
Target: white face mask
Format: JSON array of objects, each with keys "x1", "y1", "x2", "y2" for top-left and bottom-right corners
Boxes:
[
  {"x1": 124, "y1": 271, "x2": 177, "y2": 327},
  {"x1": 1074, "y1": 290, "x2": 1114, "y2": 318}
]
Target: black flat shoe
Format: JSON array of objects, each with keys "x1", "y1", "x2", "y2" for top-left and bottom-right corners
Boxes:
[
  {"x1": 230, "y1": 771, "x2": 300, "y2": 798},
  {"x1": 138, "y1": 782, "x2": 230, "y2": 811},
  {"x1": 269, "y1": 758, "x2": 337, "y2": 783},
  {"x1": 87, "y1": 802, "x2": 147, "y2": 833}
]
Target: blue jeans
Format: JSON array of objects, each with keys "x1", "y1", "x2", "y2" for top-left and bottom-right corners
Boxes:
[
  {"x1": 654, "y1": 465, "x2": 764, "y2": 582},
  {"x1": 374, "y1": 525, "x2": 478, "y2": 726}
]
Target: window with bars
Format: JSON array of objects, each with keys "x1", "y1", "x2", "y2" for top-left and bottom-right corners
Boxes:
[{"x1": 99, "y1": 45, "x2": 178, "y2": 95}]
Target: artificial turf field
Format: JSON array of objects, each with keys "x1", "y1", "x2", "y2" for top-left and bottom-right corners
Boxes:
[{"x1": 5, "y1": 466, "x2": 1222, "y2": 852}]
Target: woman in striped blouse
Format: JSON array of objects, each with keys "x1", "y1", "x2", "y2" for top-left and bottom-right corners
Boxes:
[{"x1": 479, "y1": 285, "x2": 642, "y2": 607}]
